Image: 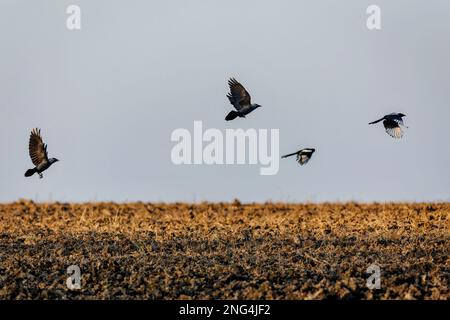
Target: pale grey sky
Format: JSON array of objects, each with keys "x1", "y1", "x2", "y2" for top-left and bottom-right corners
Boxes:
[{"x1": 1, "y1": 0, "x2": 449, "y2": 203}]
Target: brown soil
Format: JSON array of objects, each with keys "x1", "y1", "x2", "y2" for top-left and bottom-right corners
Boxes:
[{"x1": 0, "y1": 201, "x2": 448, "y2": 299}]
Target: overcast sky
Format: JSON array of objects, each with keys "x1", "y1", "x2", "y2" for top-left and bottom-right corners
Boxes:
[{"x1": 1, "y1": 0, "x2": 449, "y2": 203}]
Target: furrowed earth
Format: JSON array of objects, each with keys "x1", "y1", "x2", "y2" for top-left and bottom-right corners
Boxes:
[{"x1": 0, "y1": 201, "x2": 448, "y2": 299}]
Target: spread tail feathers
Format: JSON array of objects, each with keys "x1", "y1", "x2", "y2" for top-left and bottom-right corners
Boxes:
[
  {"x1": 225, "y1": 111, "x2": 239, "y2": 121},
  {"x1": 369, "y1": 118, "x2": 384, "y2": 125},
  {"x1": 25, "y1": 168, "x2": 36, "y2": 177},
  {"x1": 281, "y1": 152, "x2": 297, "y2": 159}
]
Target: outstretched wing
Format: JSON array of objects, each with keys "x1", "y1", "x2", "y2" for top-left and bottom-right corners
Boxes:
[
  {"x1": 297, "y1": 149, "x2": 314, "y2": 166},
  {"x1": 393, "y1": 117, "x2": 405, "y2": 127},
  {"x1": 29, "y1": 128, "x2": 49, "y2": 166},
  {"x1": 386, "y1": 113, "x2": 405, "y2": 126},
  {"x1": 227, "y1": 78, "x2": 251, "y2": 110},
  {"x1": 383, "y1": 120, "x2": 403, "y2": 139}
]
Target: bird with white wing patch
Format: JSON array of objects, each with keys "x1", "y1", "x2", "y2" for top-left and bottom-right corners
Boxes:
[
  {"x1": 369, "y1": 113, "x2": 408, "y2": 139},
  {"x1": 281, "y1": 148, "x2": 316, "y2": 166}
]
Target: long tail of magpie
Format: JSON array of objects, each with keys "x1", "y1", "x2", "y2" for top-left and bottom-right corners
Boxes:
[
  {"x1": 369, "y1": 117, "x2": 384, "y2": 125},
  {"x1": 281, "y1": 152, "x2": 298, "y2": 159}
]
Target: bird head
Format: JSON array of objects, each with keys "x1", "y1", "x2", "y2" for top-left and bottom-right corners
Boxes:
[{"x1": 398, "y1": 113, "x2": 406, "y2": 117}]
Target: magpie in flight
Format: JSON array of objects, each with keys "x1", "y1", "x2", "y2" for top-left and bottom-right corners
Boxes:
[
  {"x1": 282, "y1": 148, "x2": 315, "y2": 166},
  {"x1": 25, "y1": 128, "x2": 59, "y2": 179},
  {"x1": 225, "y1": 78, "x2": 261, "y2": 121},
  {"x1": 369, "y1": 113, "x2": 407, "y2": 138}
]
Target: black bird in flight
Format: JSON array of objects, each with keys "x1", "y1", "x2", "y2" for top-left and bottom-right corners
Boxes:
[
  {"x1": 369, "y1": 113, "x2": 407, "y2": 138},
  {"x1": 225, "y1": 78, "x2": 261, "y2": 121},
  {"x1": 282, "y1": 148, "x2": 315, "y2": 166},
  {"x1": 25, "y1": 128, "x2": 59, "y2": 179}
]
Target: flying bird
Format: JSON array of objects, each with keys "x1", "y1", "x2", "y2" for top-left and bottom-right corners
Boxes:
[
  {"x1": 369, "y1": 113, "x2": 407, "y2": 138},
  {"x1": 225, "y1": 78, "x2": 261, "y2": 121},
  {"x1": 25, "y1": 128, "x2": 59, "y2": 179},
  {"x1": 282, "y1": 148, "x2": 315, "y2": 166}
]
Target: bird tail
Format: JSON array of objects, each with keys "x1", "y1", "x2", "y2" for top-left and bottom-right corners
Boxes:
[
  {"x1": 369, "y1": 118, "x2": 384, "y2": 125},
  {"x1": 281, "y1": 152, "x2": 297, "y2": 159},
  {"x1": 25, "y1": 168, "x2": 36, "y2": 177},
  {"x1": 225, "y1": 111, "x2": 239, "y2": 121}
]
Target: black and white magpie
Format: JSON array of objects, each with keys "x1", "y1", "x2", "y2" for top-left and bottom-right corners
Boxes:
[
  {"x1": 369, "y1": 113, "x2": 407, "y2": 138},
  {"x1": 281, "y1": 148, "x2": 315, "y2": 166},
  {"x1": 225, "y1": 78, "x2": 261, "y2": 121},
  {"x1": 24, "y1": 128, "x2": 59, "y2": 179}
]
